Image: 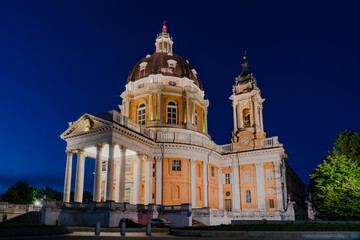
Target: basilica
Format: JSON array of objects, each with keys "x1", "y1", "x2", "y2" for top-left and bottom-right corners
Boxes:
[{"x1": 42, "y1": 25, "x2": 305, "y2": 226}]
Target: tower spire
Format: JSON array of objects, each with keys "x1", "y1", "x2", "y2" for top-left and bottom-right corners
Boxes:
[{"x1": 235, "y1": 49, "x2": 254, "y2": 85}]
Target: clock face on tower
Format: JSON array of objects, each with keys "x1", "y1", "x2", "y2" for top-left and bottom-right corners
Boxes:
[{"x1": 241, "y1": 137, "x2": 250, "y2": 146}]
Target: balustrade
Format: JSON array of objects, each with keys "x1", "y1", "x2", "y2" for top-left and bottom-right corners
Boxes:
[{"x1": 109, "y1": 111, "x2": 281, "y2": 153}]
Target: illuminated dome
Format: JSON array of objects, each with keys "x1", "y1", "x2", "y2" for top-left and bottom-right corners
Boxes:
[
  {"x1": 127, "y1": 52, "x2": 203, "y2": 90},
  {"x1": 126, "y1": 24, "x2": 203, "y2": 90}
]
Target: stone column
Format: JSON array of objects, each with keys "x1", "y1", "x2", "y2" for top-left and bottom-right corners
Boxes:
[
  {"x1": 155, "y1": 157, "x2": 162, "y2": 204},
  {"x1": 203, "y1": 161, "x2": 208, "y2": 207},
  {"x1": 250, "y1": 99, "x2": 254, "y2": 127},
  {"x1": 239, "y1": 103, "x2": 243, "y2": 129},
  {"x1": 218, "y1": 167, "x2": 223, "y2": 209},
  {"x1": 125, "y1": 98, "x2": 130, "y2": 117},
  {"x1": 282, "y1": 163, "x2": 288, "y2": 209},
  {"x1": 185, "y1": 93, "x2": 190, "y2": 124},
  {"x1": 148, "y1": 91, "x2": 153, "y2": 121},
  {"x1": 156, "y1": 90, "x2": 161, "y2": 121},
  {"x1": 74, "y1": 148, "x2": 85, "y2": 203},
  {"x1": 232, "y1": 102, "x2": 238, "y2": 131},
  {"x1": 260, "y1": 105, "x2": 264, "y2": 130},
  {"x1": 115, "y1": 158, "x2": 120, "y2": 202},
  {"x1": 63, "y1": 150, "x2": 73, "y2": 202},
  {"x1": 192, "y1": 96, "x2": 196, "y2": 124},
  {"x1": 254, "y1": 100, "x2": 260, "y2": 128},
  {"x1": 144, "y1": 156, "x2": 153, "y2": 204},
  {"x1": 190, "y1": 159, "x2": 196, "y2": 208},
  {"x1": 255, "y1": 162, "x2": 266, "y2": 211},
  {"x1": 94, "y1": 144, "x2": 104, "y2": 202},
  {"x1": 204, "y1": 108, "x2": 208, "y2": 133},
  {"x1": 118, "y1": 146, "x2": 127, "y2": 202},
  {"x1": 134, "y1": 153, "x2": 143, "y2": 204},
  {"x1": 274, "y1": 161, "x2": 284, "y2": 210},
  {"x1": 106, "y1": 142, "x2": 115, "y2": 201},
  {"x1": 231, "y1": 165, "x2": 240, "y2": 210}
]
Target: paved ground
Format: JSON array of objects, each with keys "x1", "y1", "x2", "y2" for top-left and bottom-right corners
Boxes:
[{"x1": 0, "y1": 232, "x2": 349, "y2": 240}]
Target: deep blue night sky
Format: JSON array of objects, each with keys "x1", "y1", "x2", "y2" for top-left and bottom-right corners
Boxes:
[{"x1": 0, "y1": 1, "x2": 359, "y2": 195}]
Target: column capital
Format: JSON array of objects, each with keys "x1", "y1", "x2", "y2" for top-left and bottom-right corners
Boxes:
[
  {"x1": 190, "y1": 159, "x2": 196, "y2": 164},
  {"x1": 96, "y1": 143, "x2": 105, "y2": 151},
  {"x1": 76, "y1": 148, "x2": 85, "y2": 155},
  {"x1": 136, "y1": 152, "x2": 144, "y2": 159},
  {"x1": 231, "y1": 165, "x2": 238, "y2": 170},
  {"x1": 254, "y1": 162, "x2": 263, "y2": 167},
  {"x1": 273, "y1": 160, "x2": 281, "y2": 167},
  {"x1": 218, "y1": 167, "x2": 222, "y2": 173},
  {"x1": 65, "y1": 149, "x2": 74, "y2": 156},
  {"x1": 119, "y1": 145, "x2": 127, "y2": 152},
  {"x1": 232, "y1": 102, "x2": 238, "y2": 108},
  {"x1": 156, "y1": 89, "x2": 161, "y2": 95},
  {"x1": 155, "y1": 156, "x2": 162, "y2": 162}
]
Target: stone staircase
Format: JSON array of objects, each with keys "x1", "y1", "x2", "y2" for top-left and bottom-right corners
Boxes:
[{"x1": 6, "y1": 211, "x2": 41, "y2": 224}]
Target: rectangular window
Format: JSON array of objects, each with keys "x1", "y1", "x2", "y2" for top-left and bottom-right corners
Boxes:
[
  {"x1": 266, "y1": 169, "x2": 273, "y2": 181},
  {"x1": 225, "y1": 199, "x2": 232, "y2": 211},
  {"x1": 124, "y1": 188, "x2": 131, "y2": 202},
  {"x1": 225, "y1": 173, "x2": 231, "y2": 184},
  {"x1": 172, "y1": 159, "x2": 181, "y2": 171},
  {"x1": 152, "y1": 193, "x2": 155, "y2": 199},
  {"x1": 211, "y1": 166, "x2": 214, "y2": 177},
  {"x1": 269, "y1": 199, "x2": 274, "y2": 208},
  {"x1": 244, "y1": 171, "x2": 250, "y2": 183},
  {"x1": 125, "y1": 161, "x2": 131, "y2": 172},
  {"x1": 102, "y1": 161, "x2": 107, "y2": 171},
  {"x1": 246, "y1": 190, "x2": 251, "y2": 203}
]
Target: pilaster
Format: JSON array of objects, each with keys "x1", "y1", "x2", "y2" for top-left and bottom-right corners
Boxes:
[
  {"x1": 190, "y1": 159, "x2": 196, "y2": 208},
  {"x1": 255, "y1": 162, "x2": 266, "y2": 210},
  {"x1": 274, "y1": 160, "x2": 284, "y2": 210},
  {"x1": 155, "y1": 156, "x2": 162, "y2": 204}
]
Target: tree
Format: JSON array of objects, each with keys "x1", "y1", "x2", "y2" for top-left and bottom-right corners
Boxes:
[
  {"x1": 37, "y1": 186, "x2": 62, "y2": 201},
  {"x1": 0, "y1": 181, "x2": 37, "y2": 204},
  {"x1": 310, "y1": 153, "x2": 360, "y2": 220},
  {"x1": 334, "y1": 130, "x2": 360, "y2": 164}
]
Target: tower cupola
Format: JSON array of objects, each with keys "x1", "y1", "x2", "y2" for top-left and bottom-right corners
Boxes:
[{"x1": 155, "y1": 23, "x2": 173, "y2": 53}]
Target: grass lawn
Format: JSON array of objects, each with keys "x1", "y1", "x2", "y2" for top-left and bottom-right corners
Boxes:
[{"x1": 180, "y1": 223, "x2": 360, "y2": 231}]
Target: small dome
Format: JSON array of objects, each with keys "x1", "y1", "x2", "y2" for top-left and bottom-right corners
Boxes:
[{"x1": 127, "y1": 52, "x2": 203, "y2": 90}]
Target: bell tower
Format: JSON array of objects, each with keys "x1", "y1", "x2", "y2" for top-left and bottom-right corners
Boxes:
[{"x1": 230, "y1": 51, "x2": 266, "y2": 151}]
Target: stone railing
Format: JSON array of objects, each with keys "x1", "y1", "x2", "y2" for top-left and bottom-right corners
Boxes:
[
  {"x1": 262, "y1": 136, "x2": 281, "y2": 148},
  {"x1": 106, "y1": 111, "x2": 281, "y2": 154}
]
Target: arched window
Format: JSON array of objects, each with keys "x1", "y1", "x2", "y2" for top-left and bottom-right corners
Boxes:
[
  {"x1": 194, "y1": 109, "x2": 198, "y2": 125},
  {"x1": 246, "y1": 190, "x2": 251, "y2": 203},
  {"x1": 243, "y1": 108, "x2": 250, "y2": 127},
  {"x1": 167, "y1": 101, "x2": 177, "y2": 124},
  {"x1": 137, "y1": 103, "x2": 146, "y2": 125}
]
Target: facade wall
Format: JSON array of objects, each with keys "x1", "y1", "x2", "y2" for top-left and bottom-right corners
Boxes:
[
  {"x1": 239, "y1": 164, "x2": 258, "y2": 209},
  {"x1": 162, "y1": 157, "x2": 191, "y2": 206}
]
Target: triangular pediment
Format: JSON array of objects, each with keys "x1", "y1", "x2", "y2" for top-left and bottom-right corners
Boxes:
[{"x1": 60, "y1": 113, "x2": 112, "y2": 139}]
